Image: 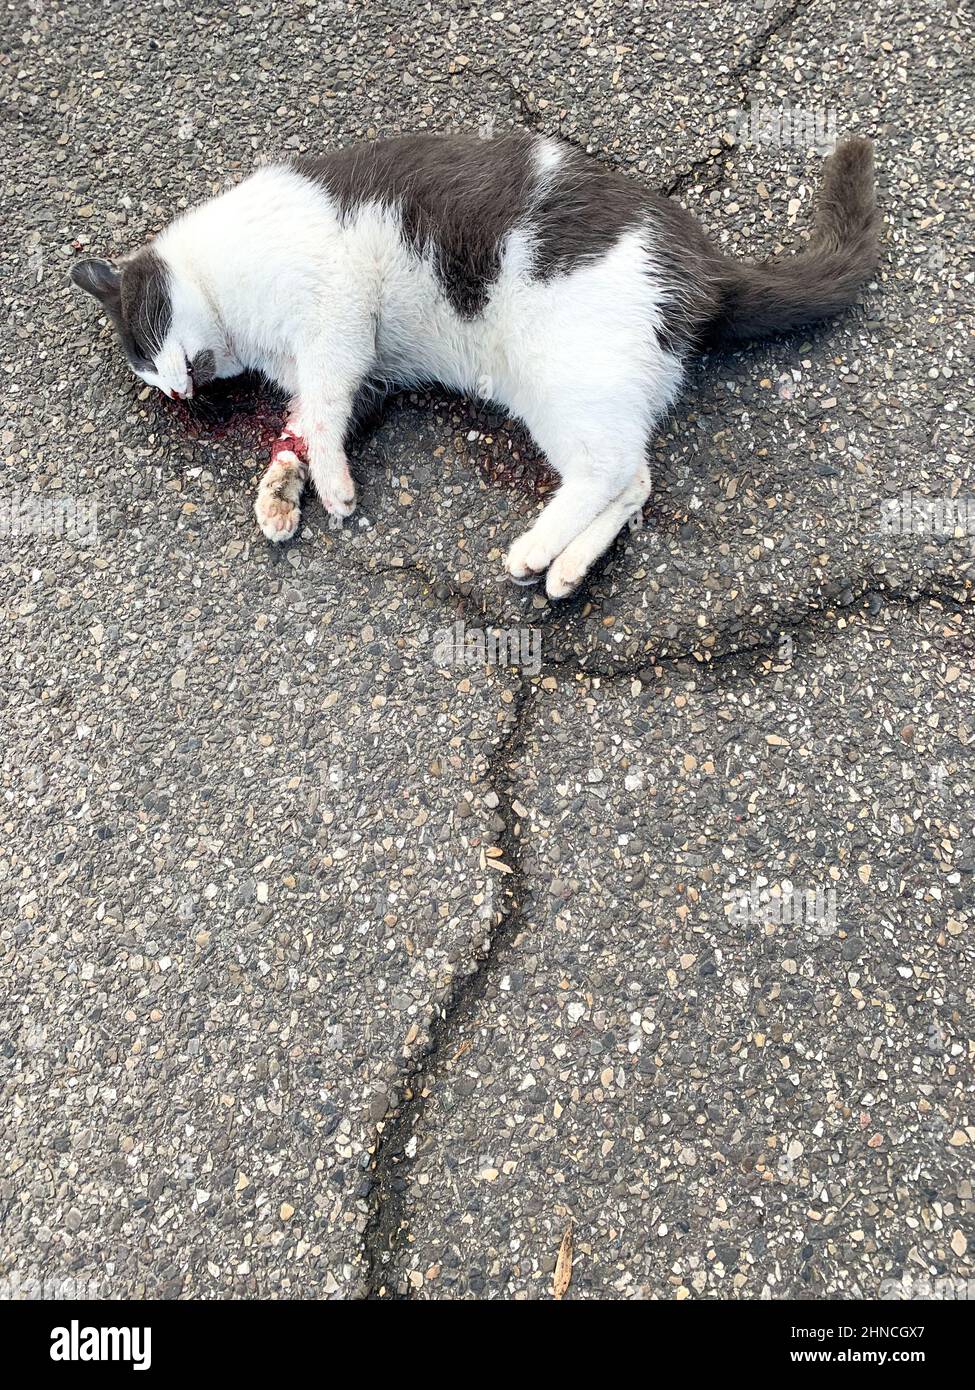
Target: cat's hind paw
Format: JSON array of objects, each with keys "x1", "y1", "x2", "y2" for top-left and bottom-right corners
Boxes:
[
  {"x1": 544, "y1": 549, "x2": 587, "y2": 601},
  {"x1": 504, "y1": 531, "x2": 549, "y2": 586}
]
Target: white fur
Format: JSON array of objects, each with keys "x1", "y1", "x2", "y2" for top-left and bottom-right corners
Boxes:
[{"x1": 137, "y1": 148, "x2": 684, "y2": 591}]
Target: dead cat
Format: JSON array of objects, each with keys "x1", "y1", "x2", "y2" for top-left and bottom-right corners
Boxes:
[{"x1": 70, "y1": 132, "x2": 879, "y2": 599}]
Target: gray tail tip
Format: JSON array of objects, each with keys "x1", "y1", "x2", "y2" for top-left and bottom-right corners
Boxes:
[{"x1": 827, "y1": 136, "x2": 875, "y2": 180}]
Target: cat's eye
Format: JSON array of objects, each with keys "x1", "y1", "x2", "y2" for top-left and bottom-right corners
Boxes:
[{"x1": 128, "y1": 334, "x2": 152, "y2": 370}]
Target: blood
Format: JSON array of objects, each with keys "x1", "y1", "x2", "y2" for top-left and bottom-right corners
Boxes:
[
  {"x1": 270, "y1": 428, "x2": 308, "y2": 465},
  {"x1": 163, "y1": 373, "x2": 288, "y2": 455},
  {"x1": 158, "y1": 377, "x2": 553, "y2": 497}
]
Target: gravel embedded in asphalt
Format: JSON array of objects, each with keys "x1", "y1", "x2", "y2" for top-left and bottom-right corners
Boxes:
[
  {"x1": 2, "y1": 0, "x2": 972, "y2": 1300},
  {"x1": 391, "y1": 604, "x2": 975, "y2": 1298}
]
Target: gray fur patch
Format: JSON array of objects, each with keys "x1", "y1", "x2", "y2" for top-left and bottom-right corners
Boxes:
[
  {"x1": 528, "y1": 144, "x2": 721, "y2": 350},
  {"x1": 189, "y1": 347, "x2": 216, "y2": 386},
  {"x1": 119, "y1": 250, "x2": 172, "y2": 371},
  {"x1": 70, "y1": 248, "x2": 172, "y2": 372},
  {"x1": 295, "y1": 134, "x2": 537, "y2": 318},
  {"x1": 294, "y1": 133, "x2": 720, "y2": 348}
]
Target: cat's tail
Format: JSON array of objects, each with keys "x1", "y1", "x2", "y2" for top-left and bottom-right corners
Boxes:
[{"x1": 704, "y1": 138, "x2": 879, "y2": 347}]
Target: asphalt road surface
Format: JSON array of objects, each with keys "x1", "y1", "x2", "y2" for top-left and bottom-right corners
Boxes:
[{"x1": 2, "y1": 0, "x2": 973, "y2": 1299}]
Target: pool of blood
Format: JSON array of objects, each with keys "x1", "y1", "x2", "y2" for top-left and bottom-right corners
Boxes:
[
  {"x1": 164, "y1": 373, "x2": 289, "y2": 457},
  {"x1": 161, "y1": 378, "x2": 555, "y2": 499}
]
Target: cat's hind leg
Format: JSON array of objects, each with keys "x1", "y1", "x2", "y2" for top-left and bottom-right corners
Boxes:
[
  {"x1": 544, "y1": 463, "x2": 651, "y2": 599},
  {"x1": 502, "y1": 326, "x2": 675, "y2": 587},
  {"x1": 504, "y1": 426, "x2": 647, "y2": 586},
  {"x1": 254, "y1": 429, "x2": 309, "y2": 542},
  {"x1": 498, "y1": 229, "x2": 683, "y2": 590}
]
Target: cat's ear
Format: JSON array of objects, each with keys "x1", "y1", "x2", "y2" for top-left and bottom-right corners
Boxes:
[{"x1": 69, "y1": 257, "x2": 122, "y2": 316}]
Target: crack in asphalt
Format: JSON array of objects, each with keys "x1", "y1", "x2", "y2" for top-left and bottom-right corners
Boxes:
[
  {"x1": 552, "y1": 576, "x2": 972, "y2": 683},
  {"x1": 470, "y1": 5, "x2": 816, "y2": 201},
  {"x1": 728, "y1": 0, "x2": 814, "y2": 85},
  {"x1": 470, "y1": 66, "x2": 602, "y2": 158},
  {"x1": 362, "y1": 678, "x2": 534, "y2": 1298},
  {"x1": 351, "y1": 529, "x2": 971, "y2": 681},
  {"x1": 358, "y1": 541, "x2": 969, "y2": 1295}
]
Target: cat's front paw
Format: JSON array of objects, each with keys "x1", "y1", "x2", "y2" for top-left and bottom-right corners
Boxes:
[
  {"x1": 320, "y1": 483, "x2": 357, "y2": 519},
  {"x1": 255, "y1": 461, "x2": 304, "y2": 542},
  {"x1": 255, "y1": 491, "x2": 301, "y2": 542},
  {"x1": 314, "y1": 459, "x2": 357, "y2": 519}
]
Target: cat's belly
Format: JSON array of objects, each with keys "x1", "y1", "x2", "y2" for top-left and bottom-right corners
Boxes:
[
  {"x1": 371, "y1": 237, "x2": 513, "y2": 397},
  {"x1": 373, "y1": 306, "x2": 489, "y2": 396}
]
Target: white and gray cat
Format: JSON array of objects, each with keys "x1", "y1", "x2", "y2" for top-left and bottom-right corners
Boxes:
[{"x1": 70, "y1": 132, "x2": 878, "y2": 599}]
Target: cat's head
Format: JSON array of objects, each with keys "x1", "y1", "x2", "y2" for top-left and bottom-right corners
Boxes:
[{"x1": 69, "y1": 248, "x2": 238, "y2": 400}]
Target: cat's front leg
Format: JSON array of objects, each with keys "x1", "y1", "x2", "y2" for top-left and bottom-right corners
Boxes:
[
  {"x1": 301, "y1": 414, "x2": 357, "y2": 519},
  {"x1": 293, "y1": 365, "x2": 363, "y2": 520},
  {"x1": 254, "y1": 428, "x2": 309, "y2": 542}
]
